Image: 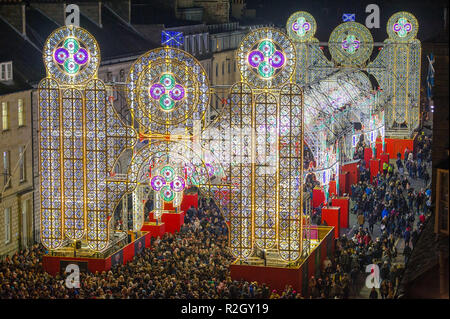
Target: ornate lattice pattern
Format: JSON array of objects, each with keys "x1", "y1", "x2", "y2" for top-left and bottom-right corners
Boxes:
[
  {"x1": 278, "y1": 83, "x2": 303, "y2": 261},
  {"x1": 39, "y1": 78, "x2": 63, "y2": 250}
]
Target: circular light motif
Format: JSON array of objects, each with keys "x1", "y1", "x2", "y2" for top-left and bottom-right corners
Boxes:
[
  {"x1": 73, "y1": 48, "x2": 88, "y2": 64},
  {"x1": 258, "y1": 40, "x2": 275, "y2": 57},
  {"x1": 169, "y1": 84, "x2": 185, "y2": 101},
  {"x1": 64, "y1": 58, "x2": 79, "y2": 74},
  {"x1": 393, "y1": 17, "x2": 412, "y2": 37},
  {"x1": 159, "y1": 94, "x2": 175, "y2": 110},
  {"x1": 54, "y1": 48, "x2": 69, "y2": 64},
  {"x1": 160, "y1": 185, "x2": 175, "y2": 202},
  {"x1": 269, "y1": 51, "x2": 285, "y2": 68},
  {"x1": 160, "y1": 74, "x2": 175, "y2": 89},
  {"x1": 258, "y1": 61, "x2": 274, "y2": 78},
  {"x1": 248, "y1": 50, "x2": 264, "y2": 67},
  {"x1": 292, "y1": 17, "x2": 311, "y2": 36},
  {"x1": 342, "y1": 34, "x2": 360, "y2": 54},
  {"x1": 150, "y1": 83, "x2": 165, "y2": 99},
  {"x1": 170, "y1": 176, "x2": 186, "y2": 192},
  {"x1": 64, "y1": 38, "x2": 79, "y2": 54},
  {"x1": 151, "y1": 176, "x2": 166, "y2": 191},
  {"x1": 160, "y1": 166, "x2": 175, "y2": 182}
]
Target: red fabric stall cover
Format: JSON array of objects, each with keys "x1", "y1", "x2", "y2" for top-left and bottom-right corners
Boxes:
[
  {"x1": 370, "y1": 158, "x2": 380, "y2": 183},
  {"x1": 230, "y1": 264, "x2": 303, "y2": 293},
  {"x1": 163, "y1": 201, "x2": 175, "y2": 211},
  {"x1": 331, "y1": 197, "x2": 349, "y2": 229},
  {"x1": 321, "y1": 207, "x2": 340, "y2": 238},
  {"x1": 339, "y1": 171, "x2": 349, "y2": 195},
  {"x1": 180, "y1": 193, "x2": 198, "y2": 211},
  {"x1": 379, "y1": 153, "x2": 390, "y2": 171},
  {"x1": 161, "y1": 211, "x2": 184, "y2": 234},
  {"x1": 364, "y1": 147, "x2": 372, "y2": 168},
  {"x1": 312, "y1": 187, "x2": 325, "y2": 208},
  {"x1": 328, "y1": 180, "x2": 337, "y2": 197},
  {"x1": 141, "y1": 222, "x2": 166, "y2": 239},
  {"x1": 148, "y1": 211, "x2": 157, "y2": 222},
  {"x1": 376, "y1": 140, "x2": 383, "y2": 158},
  {"x1": 385, "y1": 137, "x2": 414, "y2": 160},
  {"x1": 341, "y1": 160, "x2": 360, "y2": 187}
]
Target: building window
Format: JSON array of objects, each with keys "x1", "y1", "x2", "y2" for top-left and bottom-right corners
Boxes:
[
  {"x1": 4, "y1": 207, "x2": 11, "y2": 244},
  {"x1": 18, "y1": 98, "x2": 24, "y2": 127},
  {"x1": 234, "y1": 61, "x2": 236, "y2": 72},
  {"x1": 19, "y1": 145, "x2": 25, "y2": 182},
  {"x1": 0, "y1": 61, "x2": 13, "y2": 81},
  {"x1": 228, "y1": 60, "x2": 231, "y2": 74},
  {"x1": 215, "y1": 63, "x2": 218, "y2": 78},
  {"x1": 2, "y1": 101, "x2": 8, "y2": 130},
  {"x1": 3, "y1": 150, "x2": 10, "y2": 187},
  {"x1": 222, "y1": 62, "x2": 224, "y2": 75}
]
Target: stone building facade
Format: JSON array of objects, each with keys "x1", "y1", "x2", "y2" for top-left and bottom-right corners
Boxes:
[{"x1": 0, "y1": 90, "x2": 34, "y2": 257}]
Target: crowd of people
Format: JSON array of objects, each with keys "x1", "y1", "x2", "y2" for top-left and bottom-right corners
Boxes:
[{"x1": 0, "y1": 130, "x2": 433, "y2": 299}]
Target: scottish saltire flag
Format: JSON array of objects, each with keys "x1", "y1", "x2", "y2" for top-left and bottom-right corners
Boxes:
[
  {"x1": 426, "y1": 53, "x2": 435, "y2": 100},
  {"x1": 161, "y1": 31, "x2": 184, "y2": 47},
  {"x1": 342, "y1": 13, "x2": 355, "y2": 22}
]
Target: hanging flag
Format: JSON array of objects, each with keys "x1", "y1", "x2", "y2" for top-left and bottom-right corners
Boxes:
[
  {"x1": 342, "y1": 13, "x2": 355, "y2": 22},
  {"x1": 426, "y1": 53, "x2": 435, "y2": 100},
  {"x1": 161, "y1": 31, "x2": 184, "y2": 47}
]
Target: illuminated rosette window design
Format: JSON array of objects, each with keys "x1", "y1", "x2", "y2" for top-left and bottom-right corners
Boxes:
[
  {"x1": 247, "y1": 40, "x2": 285, "y2": 79},
  {"x1": 126, "y1": 47, "x2": 210, "y2": 134},
  {"x1": 150, "y1": 165, "x2": 186, "y2": 202},
  {"x1": 387, "y1": 12, "x2": 418, "y2": 42},
  {"x1": 237, "y1": 28, "x2": 295, "y2": 89},
  {"x1": 341, "y1": 34, "x2": 360, "y2": 54},
  {"x1": 44, "y1": 26, "x2": 100, "y2": 85},
  {"x1": 286, "y1": 11, "x2": 317, "y2": 42},
  {"x1": 328, "y1": 22, "x2": 373, "y2": 66},
  {"x1": 393, "y1": 18, "x2": 412, "y2": 38},
  {"x1": 52, "y1": 38, "x2": 90, "y2": 75},
  {"x1": 149, "y1": 74, "x2": 186, "y2": 111},
  {"x1": 292, "y1": 17, "x2": 311, "y2": 37}
]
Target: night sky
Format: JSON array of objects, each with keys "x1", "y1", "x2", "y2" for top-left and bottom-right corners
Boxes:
[{"x1": 246, "y1": 0, "x2": 448, "y2": 42}]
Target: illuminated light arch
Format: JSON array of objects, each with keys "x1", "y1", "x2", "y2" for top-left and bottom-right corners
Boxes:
[
  {"x1": 125, "y1": 139, "x2": 226, "y2": 232},
  {"x1": 212, "y1": 26, "x2": 305, "y2": 262}
]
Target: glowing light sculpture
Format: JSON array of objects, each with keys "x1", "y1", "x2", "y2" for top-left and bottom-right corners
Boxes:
[
  {"x1": 225, "y1": 27, "x2": 304, "y2": 262},
  {"x1": 39, "y1": 26, "x2": 136, "y2": 252},
  {"x1": 368, "y1": 12, "x2": 420, "y2": 134}
]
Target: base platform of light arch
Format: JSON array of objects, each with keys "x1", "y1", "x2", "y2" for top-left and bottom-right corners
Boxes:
[
  {"x1": 42, "y1": 231, "x2": 151, "y2": 276},
  {"x1": 230, "y1": 226, "x2": 335, "y2": 297}
]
